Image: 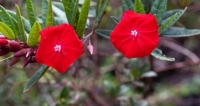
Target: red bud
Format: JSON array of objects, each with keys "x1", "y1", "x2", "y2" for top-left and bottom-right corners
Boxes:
[
  {"x1": 26, "y1": 47, "x2": 37, "y2": 57},
  {"x1": 14, "y1": 49, "x2": 29, "y2": 57},
  {"x1": 87, "y1": 45, "x2": 94, "y2": 54},
  {"x1": 9, "y1": 57, "x2": 20, "y2": 66},
  {"x1": 8, "y1": 41, "x2": 22, "y2": 52},
  {"x1": 0, "y1": 48, "x2": 10, "y2": 56},
  {"x1": 0, "y1": 39, "x2": 8, "y2": 46},
  {"x1": 22, "y1": 56, "x2": 31, "y2": 68}
]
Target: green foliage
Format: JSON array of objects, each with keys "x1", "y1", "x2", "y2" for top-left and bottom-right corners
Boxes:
[
  {"x1": 24, "y1": 66, "x2": 49, "y2": 92},
  {"x1": 62, "y1": 0, "x2": 72, "y2": 22},
  {"x1": 46, "y1": 0, "x2": 54, "y2": 26},
  {"x1": 68, "y1": 0, "x2": 79, "y2": 25},
  {"x1": 60, "y1": 86, "x2": 69, "y2": 99},
  {"x1": 122, "y1": 0, "x2": 129, "y2": 12},
  {"x1": 93, "y1": 0, "x2": 109, "y2": 29},
  {"x1": 151, "y1": 48, "x2": 175, "y2": 61},
  {"x1": 134, "y1": 0, "x2": 145, "y2": 14},
  {"x1": 41, "y1": 0, "x2": 48, "y2": 28},
  {"x1": 26, "y1": 0, "x2": 37, "y2": 27},
  {"x1": 111, "y1": 16, "x2": 120, "y2": 24},
  {"x1": 161, "y1": 27, "x2": 200, "y2": 37},
  {"x1": 7, "y1": 10, "x2": 31, "y2": 33},
  {"x1": 0, "y1": 6, "x2": 18, "y2": 36},
  {"x1": 16, "y1": 4, "x2": 27, "y2": 42},
  {"x1": 28, "y1": 21, "x2": 42, "y2": 47},
  {"x1": 125, "y1": 0, "x2": 134, "y2": 10},
  {"x1": 0, "y1": 22, "x2": 15, "y2": 40},
  {"x1": 76, "y1": 0, "x2": 91, "y2": 38},
  {"x1": 150, "y1": 0, "x2": 167, "y2": 24},
  {"x1": 95, "y1": 29, "x2": 111, "y2": 39}
]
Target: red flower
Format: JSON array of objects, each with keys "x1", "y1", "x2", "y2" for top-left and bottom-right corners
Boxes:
[
  {"x1": 110, "y1": 11, "x2": 159, "y2": 58},
  {"x1": 35, "y1": 24, "x2": 84, "y2": 73}
]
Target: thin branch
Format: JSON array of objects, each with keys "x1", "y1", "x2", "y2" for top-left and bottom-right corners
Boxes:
[{"x1": 160, "y1": 39, "x2": 200, "y2": 63}]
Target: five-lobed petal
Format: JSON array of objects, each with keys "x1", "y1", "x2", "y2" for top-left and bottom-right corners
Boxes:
[
  {"x1": 110, "y1": 10, "x2": 159, "y2": 58},
  {"x1": 35, "y1": 24, "x2": 84, "y2": 73}
]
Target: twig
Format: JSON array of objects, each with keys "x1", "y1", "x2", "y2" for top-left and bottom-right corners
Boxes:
[
  {"x1": 160, "y1": 39, "x2": 200, "y2": 63},
  {"x1": 155, "y1": 60, "x2": 200, "y2": 73}
]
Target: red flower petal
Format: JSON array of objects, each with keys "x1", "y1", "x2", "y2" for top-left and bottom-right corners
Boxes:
[
  {"x1": 35, "y1": 24, "x2": 84, "y2": 73},
  {"x1": 110, "y1": 10, "x2": 159, "y2": 58}
]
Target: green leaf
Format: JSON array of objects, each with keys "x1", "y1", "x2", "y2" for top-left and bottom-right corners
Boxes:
[
  {"x1": 52, "y1": 5, "x2": 68, "y2": 23},
  {"x1": 26, "y1": 0, "x2": 37, "y2": 27},
  {"x1": 95, "y1": 29, "x2": 111, "y2": 39},
  {"x1": 46, "y1": 0, "x2": 54, "y2": 26},
  {"x1": 125, "y1": 0, "x2": 134, "y2": 10},
  {"x1": 52, "y1": 1, "x2": 64, "y2": 11},
  {"x1": 159, "y1": 8, "x2": 187, "y2": 35},
  {"x1": 151, "y1": 48, "x2": 175, "y2": 61},
  {"x1": 122, "y1": 0, "x2": 129, "y2": 12},
  {"x1": 24, "y1": 66, "x2": 49, "y2": 92},
  {"x1": 76, "y1": 0, "x2": 91, "y2": 38},
  {"x1": 161, "y1": 27, "x2": 200, "y2": 37},
  {"x1": 93, "y1": 0, "x2": 109, "y2": 29},
  {"x1": 54, "y1": 17, "x2": 66, "y2": 25},
  {"x1": 134, "y1": 0, "x2": 145, "y2": 14},
  {"x1": 62, "y1": 0, "x2": 71, "y2": 22},
  {"x1": 111, "y1": 16, "x2": 120, "y2": 24},
  {"x1": 60, "y1": 86, "x2": 69, "y2": 99},
  {"x1": 7, "y1": 10, "x2": 31, "y2": 33},
  {"x1": 151, "y1": 0, "x2": 167, "y2": 24},
  {"x1": 69, "y1": 0, "x2": 79, "y2": 25},
  {"x1": 16, "y1": 4, "x2": 27, "y2": 42},
  {"x1": 162, "y1": 9, "x2": 181, "y2": 21},
  {"x1": 0, "y1": 6, "x2": 18, "y2": 36},
  {"x1": 141, "y1": 0, "x2": 151, "y2": 13},
  {"x1": 0, "y1": 22, "x2": 15, "y2": 40},
  {"x1": 41, "y1": 0, "x2": 48, "y2": 28},
  {"x1": 28, "y1": 22, "x2": 42, "y2": 47}
]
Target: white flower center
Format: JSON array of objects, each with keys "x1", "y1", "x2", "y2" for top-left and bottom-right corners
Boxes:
[
  {"x1": 131, "y1": 30, "x2": 138, "y2": 37},
  {"x1": 54, "y1": 45, "x2": 61, "y2": 52}
]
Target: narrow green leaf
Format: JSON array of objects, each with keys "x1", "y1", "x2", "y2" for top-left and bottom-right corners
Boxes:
[
  {"x1": 41, "y1": 0, "x2": 48, "y2": 28},
  {"x1": 69, "y1": 0, "x2": 79, "y2": 25},
  {"x1": 46, "y1": 0, "x2": 54, "y2": 26},
  {"x1": 52, "y1": 5, "x2": 68, "y2": 23},
  {"x1": 0, "y1": 22, "x2": 15, "y2": 40},
  {"x1": 141, "y1": 0, "x2": 151, "y2": 13},
  {"x1": 16, "y1": 4, "x2": 27, "y2": 42},
  {"x1": 134, "y1": 0, "x2": 145, "y2": 14},
  {"x1": 125, "y1": 0, "x2": 134, "y2": 10},
  {"x1": 76, "y1": 0, "x2": 91, "y2": 38},
  {"x1": 54, "y1": 17, "x2": 66, "y2": 25},
  {"x1": 62, "y1": 0, "x2": 72, "y2": 22},
  {"x1": 162, "y1": 9, "x2": 181, "y2": 21},
  {"x1": 28, "y1": 22, "x2": 42, "y2": 47},
  {"x1": 95, "y1": 29, "x2": 111, "y2": 39},
  {"x1": 161, "y1": 27, "x2": 200, "y2": 37},
  {"x1": 60, "y1": 86, "x2": 69, "y2": 99},
  {"x1": 0, "y1": 6, "x2": 18, "y2": 36},
  {"x1": 159, "y1": 8, "x2": 186, "y2": 34},
  {"x1": 111, "y1": 16, "x2": 120, "y2": 24},
  {"x1": 151, "y1": 48, "x2": 175, "y2": 61},
  {"x1": 96, "y1": 0, "x2": 101, "y2": 15},
  {"x1": 7, "y1": 10, "x2": 31, "y2": 33},
  {"x1": 52, "y1": 1, "x2": 64, "y2": 11},
  {"x1": 24, "y1": 66, "x2": 49, "y2": 92},
  {"x1": 93, "y1": 0, "x2": 109, "y2": 29},
  {"x1": 122, "y1": 0, "x2": 129, "y2": 12},
  {"x1": 26, "y1": 0, "x2": 37, "y2": 26},
  {"x1": 150, "y1": 0, "x2": 167, "y2": 24}
]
